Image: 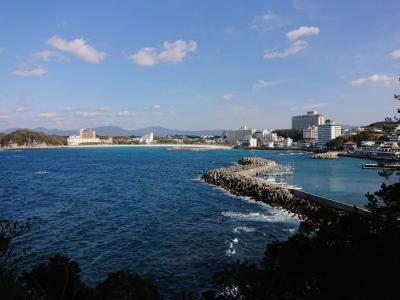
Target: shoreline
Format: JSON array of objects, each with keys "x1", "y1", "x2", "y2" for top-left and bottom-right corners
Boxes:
[{"x1": 0, "y1": 143, "x2": 233, "y2": 151}]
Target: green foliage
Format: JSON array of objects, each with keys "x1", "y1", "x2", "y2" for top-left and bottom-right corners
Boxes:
[
  {"x1": 0, "y1": 129, "x2": 66, "y2": 147},
  {"x1": 0, "y1": 219, "x2": 33, "y2": 271},
  {"x1": 366, "y1": 182, "x2": 400, "y2": 215},
  {"x1": 21, "y1": 255, "x2": 93, "y2": 300},
  {"x1": 210, "y1": 178, "x2": 400, "y2": 300},
  {"x1": 273, "y1": 129, "x2": 302, "y2": 141},
  {"x1": 367, "y1": 118, "x2": 399, "y2": 133},
  {"x1": 0, "y1": 222, "x2": 163, "y2": 300},
  {"x1": 96, "y1": 270, "x2": 162, "y2": 300},
  {"x1": 327, "y1": 130, "x2": 381, "y2": 150}
]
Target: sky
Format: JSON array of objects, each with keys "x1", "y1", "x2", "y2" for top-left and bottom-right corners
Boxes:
[{"x1": 0, "y1": 0, "x2": 399, "y2": 131}]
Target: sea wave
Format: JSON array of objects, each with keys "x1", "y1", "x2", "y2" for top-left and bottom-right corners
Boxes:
[
  {"x1": 222, "y1": 210, "x2": 297, "y2": 223},
  {"x1": 225, "y1": 239, "x2": 238, "y2": 257},
  {"x1": 233, "y1": 226, "x2": 256, "y2": 233},
  {"x1": 34, "y1": 170, "x2": 50, "y2": 175}
]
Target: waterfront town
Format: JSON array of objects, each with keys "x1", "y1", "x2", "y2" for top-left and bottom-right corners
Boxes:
[
  {"x1": 64, "y1": 110, "x2": 400, "y2": 161},
  {"x1": 1, "y1": 109, "x2": 399, "y2": 162}
]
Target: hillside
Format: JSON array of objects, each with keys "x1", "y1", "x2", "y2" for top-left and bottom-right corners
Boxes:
[{"x1": 0, "y1": 129, "x2": 67, "y2": 148}]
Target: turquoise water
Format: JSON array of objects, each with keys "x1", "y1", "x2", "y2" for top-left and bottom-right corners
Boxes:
[{"x1": 0, "y1": 147, "x2": 390, "y2": 297}]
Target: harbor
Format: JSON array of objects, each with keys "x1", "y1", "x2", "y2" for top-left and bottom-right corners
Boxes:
[
  {"x1": 362, "y1": 163, "x2": 400, "y2": 170},
  {"x1": 201, "y1": 156, "x2": 370, "y2": 222}
]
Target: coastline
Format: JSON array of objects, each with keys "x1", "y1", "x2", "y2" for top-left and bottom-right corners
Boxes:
[{"x1": 0, "y1": 143, "x2": 233, "y2": 150}]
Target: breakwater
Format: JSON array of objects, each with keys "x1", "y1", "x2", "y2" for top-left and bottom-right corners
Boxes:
[{"x1": 202, "y1": 157, "x2": 368, "y2": 222}]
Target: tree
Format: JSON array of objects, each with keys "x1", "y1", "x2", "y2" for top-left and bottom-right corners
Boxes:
[
  {"x1": 210, "y1": 178, "x2": 400, "y2": 300},
  {"x1": 0, "y1": 218, "x2": 33, "y2": 271},
  {"x1": 96, "y1": 270, "x2": 162, "y2": 300},
  {"x1": 273, "y1": 129, "x2": 303, "y2": 142},
  {"x1": 21, "y1": 255, "x2": 93, "y2": 300}
]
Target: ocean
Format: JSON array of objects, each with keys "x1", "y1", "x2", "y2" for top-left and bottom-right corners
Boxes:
[{"x1": 0, "y1": 147, "x2": 390, "y2": 297}]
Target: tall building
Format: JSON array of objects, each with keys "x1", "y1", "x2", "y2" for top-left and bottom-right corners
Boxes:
[
  {"x1": 140, "y1": 132, "x2": 154, "y2": 144},
  {"x1": 317, "y1": 120, "x2": 341, "y2": 148},
  {"x1": 67, "y1": 129, "x2": 101, "y2": 146},
  {"x1": 79, "y1": 128, "x2": 96, "y2": 139},
  {"x1": 292, "y1": 111, "x2": 325, "y2": 129},
  {"x1": 226, "y1": 126, "x2": 255, "y2": 145}
]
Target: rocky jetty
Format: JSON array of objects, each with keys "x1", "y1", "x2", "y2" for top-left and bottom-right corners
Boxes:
[
  {"x1": 310, "y1": 152, "x2": 339, "y2": 159},
  {"x1": 202, "y1": 157, "x2": 339, "y2": 222}
]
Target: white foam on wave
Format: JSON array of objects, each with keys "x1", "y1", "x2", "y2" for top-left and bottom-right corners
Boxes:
[
  {"x1": 225, "y1": 240, "x2": 237, "y2": 256},
  {"x1": 283, "y1": 228, "x2": 297, "y2": 233},
  {"x1": 192, "y1": 176, "x2": 203, "y2": 182},
  {"x1": 233, "y1": 226, "x2": 256, "y2": 233},
  {"x1": 34, "y1": 170, "x2": 50, "y2": 175},
  {"x1": 222, "y1": 210, "x2": 298, "y2": 223}
]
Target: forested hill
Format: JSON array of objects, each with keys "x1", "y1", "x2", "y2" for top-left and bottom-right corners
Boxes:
[{"x1": 0, "y1": 129, "x2": 67, "y2": 148}]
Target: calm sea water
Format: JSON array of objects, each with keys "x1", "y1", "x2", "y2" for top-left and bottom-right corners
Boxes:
[{"x1": 0, "y1": 147, "x2": 390, "y2": 298}]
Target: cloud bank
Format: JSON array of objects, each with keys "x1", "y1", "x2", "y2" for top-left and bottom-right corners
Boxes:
[
  {"x1": 47, "y1": 35, "x2": 106, "y2": 64},
  {"x1": 130, "y1": 40, "x2": 197, "y2": 66}
]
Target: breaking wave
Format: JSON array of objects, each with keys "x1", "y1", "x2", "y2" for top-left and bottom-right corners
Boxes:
[{"x1": 222, "y1": 210, "x2": 297, "y2": 223}]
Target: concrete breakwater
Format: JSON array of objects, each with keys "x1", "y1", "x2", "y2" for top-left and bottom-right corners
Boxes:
[
  {"x1": 310, "y1": 152, "x2": 339, "y2": 159},
  {"x1": 202, "y1": 157, "x2": 333, "y2": 222}
]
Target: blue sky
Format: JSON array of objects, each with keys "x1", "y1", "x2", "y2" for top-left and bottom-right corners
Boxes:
[{"x1": 0, "y1": 0, "x2": 399, "y2": 130}]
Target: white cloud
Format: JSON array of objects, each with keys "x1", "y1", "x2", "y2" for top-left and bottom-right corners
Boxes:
[
  {"x1": 251, "y1": 11, "x2": 288, "y2": 32},
  {"x1": 96, "y1": 107, "x2": 111, "y2": 113},
  {"x1": 33, "y1": 50, "x2": 66, "y2": 62},
  {"x1": 47, "y1": 35, "x2": 106, "y2": 64},
  {"x1": 75, "y1": 111, "x2": 106, "y2": 117},
  {"x1": 12, "y1": 68, "x2": 47, "y2": 77},
  {"x1": 390, "y1": 49, "x2": 400, "y2": 60},
  {"x1": 130, "y1": 40, "x2": 197, "y2": 66},
  {"x1": 63, "y1": 106, "x2": 78, "y2": 112},
  {"x1": 15, "y1": 106, "x2": 29, "y2": 113},
  {"x1": 38, "y1": 112, "x2": 57, "y2": 118},
  {"x1": 286, "y1": 26, "x2": 320, "y2": 41},
  {"x1": 252, "y1": 80, "x2": 281, "y2": 89},
  {"x1": 221, "y1": 93, "x2": 236, "y2": 101},
  {"x1": 0, "y1": 111, "x2": 9, "y2": 119},
  {"x1": 350, "y1": 73, "x2": 394, "y2": 87},
  {"x1": 264, "y1": 40, "x2": 308, "y2": 59},
  {"x1": 152, "y1": 104, "x2": 161, "y2": 109},
  {"x1": 117, "y1": 110, "x2": 136, "y2": 117}
]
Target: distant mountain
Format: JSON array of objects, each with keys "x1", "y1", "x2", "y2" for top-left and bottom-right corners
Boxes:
[{"x1": 3, "y1": 126, "x2": 224, "y2": 137}]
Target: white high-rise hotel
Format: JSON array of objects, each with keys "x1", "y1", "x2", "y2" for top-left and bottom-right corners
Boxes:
[
  {"x1": 292, "y1": 111, "x2": 325, "y2": 129},
  {"x1": 317, "y1": 120, "x2": 342, "y2": 148},
  {"x1": 67, "y1": 129, "x2": 101, "y2": 146}
]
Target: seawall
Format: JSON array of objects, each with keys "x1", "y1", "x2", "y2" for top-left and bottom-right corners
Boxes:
[{"x1": 202, "y1": 157, "x2": 369, "y2": 222}]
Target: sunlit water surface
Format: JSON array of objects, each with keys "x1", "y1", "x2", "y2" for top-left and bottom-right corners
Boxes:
[{"x1": 0, "y1": 147, "x2": 390, "y2": 298}]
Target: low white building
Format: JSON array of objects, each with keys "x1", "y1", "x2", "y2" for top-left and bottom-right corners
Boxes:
[
  {"x1": 67, "y1": 129, "x2": 101, "y2": 146},
  {"x1": 265, "y1": 132, "x2": 278, "y2": 142},
  {"x1": 140, "y1": 132, "x2": 154, "y2": 144},
  {"x1": 283, "y1": 137, "x2": 293, "y2": 147},
  {"x1": 303, "y1": 126, "x2": 318, "y2": 141},
  {"x1": 361, "y1": 141, "x2": 376, "y2": 147},
  {"x1": 264, "y1": 141, "x2": 274, "y2": 148},
  {"x1": 226, "y1": 126, "x2": 255, "y2": 145},
  {"x1": 254, "y1": 129, "x2": 269, "y2": 140},
  {"x1": 242, "y1": 135, "x2": 258, "y2": 148}
]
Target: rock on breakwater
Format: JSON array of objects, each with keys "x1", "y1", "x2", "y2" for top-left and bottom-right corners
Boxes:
[{"x1": 202, "y1": 157, "x2": 339, "y2": 222}]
